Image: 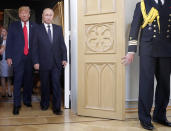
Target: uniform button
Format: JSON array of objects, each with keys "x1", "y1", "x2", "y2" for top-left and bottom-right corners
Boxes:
[
  {"x1": 153, "y1": 25, "x2": 157, "y2": 27},
  {"x1": 169, "y1": 19, "x2": 171, "y2": 22},
  {"x1": 166, "y1": 35, "x2": 170, "y2": 38},
  {"x1": 154, "y1": 30, "x2": 157, "y2": 32},
  {"x1": 168, "y1": 25, "x2": 171, "y2": 27},
  {"x1": 170, "y1": 14, "x2": 171, "y2": 17},
  {"x1": 148, "y1": 27, "x2": 152, "y2": 30},
  {"x1": 153, "y1": 35, "x2": 156, "y2": 38},
  {"x1": 154, "y1": 20, "x2": 156, "y2": 22},
  {"x1": 167, "y1": 30, "x2": 170, "y2": 32}
]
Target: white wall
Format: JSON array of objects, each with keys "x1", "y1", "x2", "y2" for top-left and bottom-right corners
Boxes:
[{"x1": 125, "y1": 0, "x2": 140, "y2": 102}]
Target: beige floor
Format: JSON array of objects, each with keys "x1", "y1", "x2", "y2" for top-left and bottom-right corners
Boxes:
[{"x1": 0, "y1": 102, "x2": 171, "y2": 131}]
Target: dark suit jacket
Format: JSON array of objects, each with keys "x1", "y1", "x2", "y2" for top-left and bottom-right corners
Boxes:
[
  {"x1": 6, "y1": 21, "x2": 37, "y2": 67},
  {"x1": 32, "y1": 24, "x2": 67, "y2": 71},
  {"x1": 128, "y1": 0, "x2": 171, "y2": 57}
]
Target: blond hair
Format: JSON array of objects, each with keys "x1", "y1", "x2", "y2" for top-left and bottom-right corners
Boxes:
[{"x1": 18, "y1": 6, "x2": 30, "y2": 14}]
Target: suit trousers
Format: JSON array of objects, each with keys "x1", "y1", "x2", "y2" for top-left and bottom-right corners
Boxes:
[
  {"x1": 138, "y1": 56, "x2": 171, "y2": 123},
  {"x1": 40, "y1": 65, "x2": 62, "y2": 110},
  {"x1": 13, "y1": 54, "x2": 33, "y2": 107}
]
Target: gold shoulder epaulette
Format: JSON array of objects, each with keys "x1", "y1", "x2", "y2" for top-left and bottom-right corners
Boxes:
[{"x1": 141, "y1": 0, "x2": 160, "y2": 32}]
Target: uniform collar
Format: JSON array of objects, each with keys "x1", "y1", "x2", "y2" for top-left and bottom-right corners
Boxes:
[{"x1": 154, "y1": 0, "x2": 165, "y2": 5}]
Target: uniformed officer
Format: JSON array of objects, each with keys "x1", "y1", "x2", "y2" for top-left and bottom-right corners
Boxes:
[{"x1": 122, "y1": 0, "x2": 171, "y2": 130}]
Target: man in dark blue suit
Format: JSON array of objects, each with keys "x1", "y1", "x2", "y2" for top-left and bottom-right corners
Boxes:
[
  {"x1": 32, "y1": 8, "x2": 67, "y2": 115},
  {"x1": 6, "y1": 6, "x2": 36, "y2": 115},
  {"x1": 122, "y1": 0, "x2": 171, "y2": 130}
]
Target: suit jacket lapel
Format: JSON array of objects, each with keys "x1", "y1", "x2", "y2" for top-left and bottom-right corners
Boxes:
[
  {"x1": 18, "y1": 21, "x2": 24, "y2": 39},
  {"x1": 52, "y1": 24, "x2": 57, "y2": 44},
  {"x1": 29, "y1": 22, "x2": 32, "y2": 43}
]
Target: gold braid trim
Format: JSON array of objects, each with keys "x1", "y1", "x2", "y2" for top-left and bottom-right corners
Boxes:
[{"x1": 141, "y1": 0, "x2": 160, "y2": 32}]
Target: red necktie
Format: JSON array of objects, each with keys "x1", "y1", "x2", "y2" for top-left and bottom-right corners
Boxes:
[{"x1": 23, "y1": 22, "x2": 28, "y2": 55}]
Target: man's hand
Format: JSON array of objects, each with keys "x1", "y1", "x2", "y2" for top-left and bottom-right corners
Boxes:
[
  {"x1": 34, "y1": 64, "x2": 40, "y2": 70},
  {"x1": 7, "y1": 58, "x2": 12, "y2": 66},
  {"x1": 121, "y1": 53, "x2": 135, "y2": 65},
  {"x1": 62, "y1": 61, "x2": 67, "y2": 68}
]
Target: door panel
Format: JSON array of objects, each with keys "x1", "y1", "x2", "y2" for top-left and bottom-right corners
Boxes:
[{"x1": 78, "y1": 0, "x2": 125, "y2": 120}]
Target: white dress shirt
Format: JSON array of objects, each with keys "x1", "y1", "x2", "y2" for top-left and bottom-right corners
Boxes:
[
  {"x1": 154, "y1": 0, "x2": 165, "y2": 5},
  {"x1": 44, "y1": 23, "x2": 53, "y2": 42},
  {"x1": 21, "y1": 21, "x2": 30, "y2": 48},
  {"x1": 2, "y1": 39, "x2": 6, "y2": 46}
]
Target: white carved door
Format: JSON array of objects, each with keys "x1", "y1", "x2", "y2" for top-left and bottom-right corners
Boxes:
[{"x1": 77, "y1": 0, "x2": 126, "y2": 120}]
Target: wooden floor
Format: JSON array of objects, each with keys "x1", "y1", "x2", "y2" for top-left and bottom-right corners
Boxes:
[{"x1": 0, "y1": 102, "x2": 171, "y2": 131}]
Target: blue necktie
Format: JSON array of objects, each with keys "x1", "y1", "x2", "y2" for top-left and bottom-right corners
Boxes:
[{"x1": 47, "y1": 25, "x2": 52, "y2": 42}]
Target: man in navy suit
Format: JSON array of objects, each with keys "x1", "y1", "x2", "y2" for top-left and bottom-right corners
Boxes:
[
  {"x1": 32, "y1": 8, "x2": 67, "y2": 115},
  {"x1": 122, "y1": 0, "x2": 171, "y2": 130},
  {"x1": 6, "y1": 6, "x2": 36, "y2": 115}
]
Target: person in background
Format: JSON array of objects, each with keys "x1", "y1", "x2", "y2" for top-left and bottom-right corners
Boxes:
[
  {"x1": 32, "y1": 8, "x2": 67, "y2": 115},
  {"x1": 0, "y1": 27, "x2": 13, "y2": 97}
]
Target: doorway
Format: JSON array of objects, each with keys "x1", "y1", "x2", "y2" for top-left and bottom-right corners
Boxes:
[{"x1": 0, "y1": 0, "x2": 70, "y2": 110}]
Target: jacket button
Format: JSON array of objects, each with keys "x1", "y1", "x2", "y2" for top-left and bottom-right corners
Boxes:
[
  {"x1": 167, "y1": 30, "x2": 170, "y2": 32},
  {"x1": 168, "y1": 25, "x2": 171, "y2": 27},
  {"x1": 153, "y1": 35, "x2": 156, "y2": 38},
  {"x1": 169, "y1": 19, "x2": 171, "y2": 22},
  {"x1": 154, "y1": 20, "x2": 156, "y2": 22},
  {"x1": 170, "y1": 14, "x2": 171, "y2": 17},
  {"x1": 154, "y1": 30, "x2": 157, "y2": 32},
  {"x1": 153, "y1": 25, "x2": 157, "y2": 27},
  {"x1": 148, "y1": 27, "x2": 152, "y2": 30}
]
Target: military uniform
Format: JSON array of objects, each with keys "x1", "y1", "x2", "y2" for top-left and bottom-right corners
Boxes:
[{"x1": 128, "y1": 0, "x2": 171, "y2": 124}]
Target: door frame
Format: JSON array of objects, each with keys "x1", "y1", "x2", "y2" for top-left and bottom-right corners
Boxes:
[{"x1": 64, "y1": 0, "x2": 70, "y2": 109}]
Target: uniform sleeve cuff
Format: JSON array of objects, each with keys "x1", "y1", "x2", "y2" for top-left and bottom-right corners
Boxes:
[
  {"x1": 128, "y1": 45, "x2": 137, "y2": 52},
  {"x1": 128, "y1": 40, "x2": 138, "y2": 46},
  {"x1": 128, "y1": 52, "x2": 135, "y2": 54}
]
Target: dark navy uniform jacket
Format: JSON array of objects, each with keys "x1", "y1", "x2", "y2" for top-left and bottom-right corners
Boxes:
[{"x1": 128, "y1": 0, "x2": 171, "y2": 57}]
